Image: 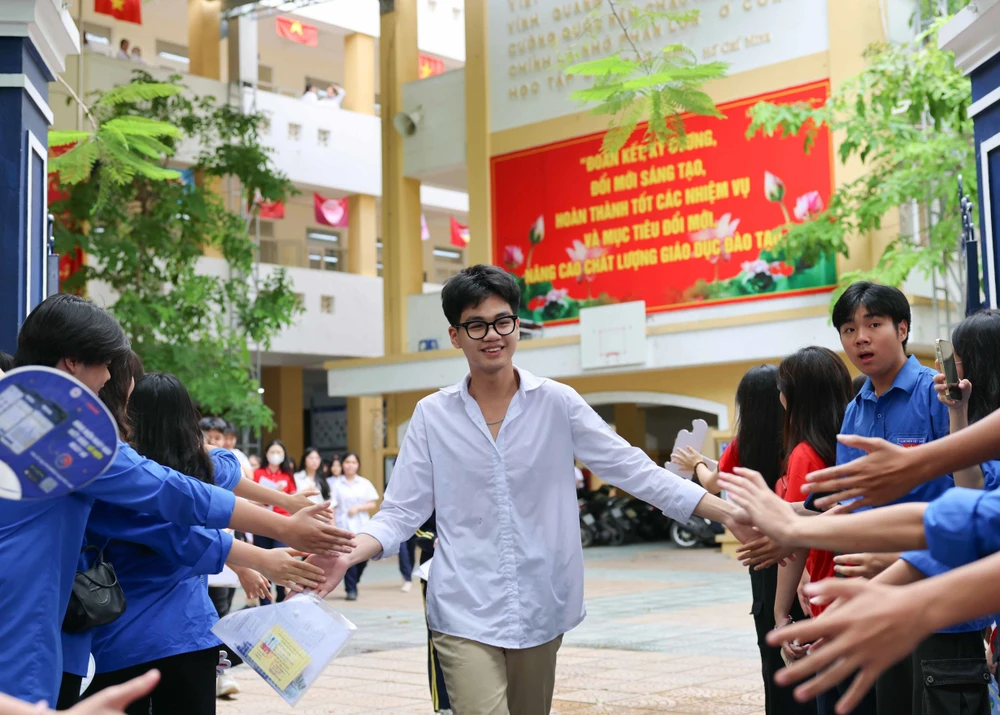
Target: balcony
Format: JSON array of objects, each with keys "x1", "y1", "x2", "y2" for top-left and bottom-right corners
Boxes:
[{"x1": 86, "y1": 255, "x2": 383, "y2": 364}]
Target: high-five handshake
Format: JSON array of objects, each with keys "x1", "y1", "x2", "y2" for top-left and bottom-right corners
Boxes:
[{"x1": 718, "y1": 400, "x2": 1000, "y2": 714}]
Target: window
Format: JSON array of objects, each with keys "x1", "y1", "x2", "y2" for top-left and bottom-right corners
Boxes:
[
  {"x1": 82, "y1": 22, "x2": 111, "y2": 48},
  {"x1": 433, "y1": 246, "x2": 463, "y2": 283},
  {"x1": 295, "y1": 293, "x2": 306, "y2": 308},
  {"x1": 317, "y1": 128, "x2": 330, "y2": 146},
  {"x1": 260, "y1": 112, "x2": 271, "y2": 136},
  {"x1": 320, "y1": 295, "x2": 334, "y2": 314},
  {"x1": 307, "y1": 229, "x2": 343, "y2": 272},
  {"x1": 288, "y1": 123, "x2": 301, "y2": 141},
  {"x1": 155, "y1": 40, "x2": 189, "y2": 66},
  {"x1": 258, "y1": 65, "x2": 274, "y2": 88}
]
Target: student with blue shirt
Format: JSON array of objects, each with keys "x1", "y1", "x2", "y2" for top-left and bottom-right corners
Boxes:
[
  {"x1": 1, "y1": 295, "x2": 353, "y2": 707},
  {"x1": 824, "y1": 283, "x2": 954, "y2": 715},
  {"x1": 81, "y1": 373, "x2": 325, "y2": 714}
]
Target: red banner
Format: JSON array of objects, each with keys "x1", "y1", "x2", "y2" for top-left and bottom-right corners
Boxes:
[
  {"x1": 48, "y1": 145, "x2": 85, "y2": 293},
  {"x1": 276, "y1": 16, "x2": 318, "y2": 47},
  {"x1": 419, "y1": 54, "x2": 446, "y2": 79},
  {"x1": 491, "y1": 81, "x2": 836, "y2": 324},
  {"x1": 258, "y1": 200, "x2": 285, "y2": 219},
  {"x1": 95, "y1": 0, "x2": 141, "y2": 24}
]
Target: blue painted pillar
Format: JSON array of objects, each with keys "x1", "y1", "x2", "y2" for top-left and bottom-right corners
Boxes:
[
  {"x1": 0, "y1": 1, "x2": 79, "y2": 353},
  {"x1": 941, "y1": 1, "x2": 1000, "y2": 310}
]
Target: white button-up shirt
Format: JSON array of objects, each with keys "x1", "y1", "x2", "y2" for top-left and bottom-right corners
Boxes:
[{"x1": 360, "y1": 367, "x2": 706, "y2": 649}]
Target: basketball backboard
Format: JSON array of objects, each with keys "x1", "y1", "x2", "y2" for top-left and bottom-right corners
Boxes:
[{"x1": 580, "y1": 301, "x2": 647, "y2": 370}]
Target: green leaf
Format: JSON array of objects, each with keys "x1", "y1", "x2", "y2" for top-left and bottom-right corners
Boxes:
[
  {"x1": 49, "y1": 130, "x2": 92, "y2": 148},
  {"x1": 94, "y1": 82, "x2": 183, "y2": 108}
]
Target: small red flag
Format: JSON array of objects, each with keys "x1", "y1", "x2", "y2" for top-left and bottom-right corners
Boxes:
[
  {"x1": 276, "y1": 16, "x2": 318, "y2": 47},
  {"x1": 314, "y1": 192, "x2": 349, "y2": 227},
  {"x1": 450, "y1": 217, "x2": 469, "y2": 248},
  {"x1": 418, "y1": 54, "x2": 446, "y2": 79},
  {"x1": 258, "y1": 200, "x2": 285, "y2": 219},
  {"x1": 95, "y1": 0, "x2": 141, "y2": 24}
]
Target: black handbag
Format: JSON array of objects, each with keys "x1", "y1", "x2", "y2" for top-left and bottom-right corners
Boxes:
[{"x1": 62, "y1": 549, "x2": 127, "y2": 634}]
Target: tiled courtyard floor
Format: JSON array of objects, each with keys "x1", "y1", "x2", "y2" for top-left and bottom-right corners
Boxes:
[{"x1": 218, "y1": 543, "x2": 765, "y2": 714}]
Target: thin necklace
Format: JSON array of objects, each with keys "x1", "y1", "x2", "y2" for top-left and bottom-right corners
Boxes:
[{"x1": 485, "y1": 416, "x2": 505, "y2": 426}]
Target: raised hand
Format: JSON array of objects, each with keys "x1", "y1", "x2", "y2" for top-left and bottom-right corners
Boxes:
[
  {"x1": 258, "y1": 548, "x2": 327, "y2": 592},
  {"x1": 233, "y1": 565, "x2": 271, "y2": 601},
  {"x1": 766, "y1": 578, "x2": 923, "y2": 713},
  {"x1": 671, "y1": 446, "x2": 707, "y2": 472},
  {"x1": 933, "y1": 362, "x2": 971, "y2": 412},
  {"x1": 803, "y1": 436, "x2": 924, "y2": 510},
  {"x1": 832, "y1": 552, "x2": 899, "y2": 580},
  {"x1": 737, "y1": 534, "x2": 797, "y2": 570},
  {"x1": 718, "y1": 468, "x2": 799, "y2": 547},
  {"x1": 283, "y1": 502, "x2": 355, "y2": 555}
]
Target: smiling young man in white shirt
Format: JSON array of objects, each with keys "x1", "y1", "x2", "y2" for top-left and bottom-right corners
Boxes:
[{"x1": 310, "y1": 265, "x2": 753, "y2": 714}]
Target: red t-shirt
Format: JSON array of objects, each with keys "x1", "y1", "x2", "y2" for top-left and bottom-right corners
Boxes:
[
  {"x1": 252, "y1": 467, "x2": 296, "y2": 517},
  {"x1": 718, "y1": 440, "x2": 739, "y2": 475},
  {"x1": 778, "y1": 441, "x2": 836, "y2": 616}
]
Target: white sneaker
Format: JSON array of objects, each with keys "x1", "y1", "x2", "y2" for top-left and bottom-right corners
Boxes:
[
  {"x1": 217, "y1": 673, "x2": 239, "y2": 699},
  {"x1": 401, "y1": 581, "x2": 412, "y2": 593}
]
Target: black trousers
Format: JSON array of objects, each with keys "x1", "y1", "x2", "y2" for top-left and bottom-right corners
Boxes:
[
  {"x1": 421, "y1": 580, "x2": 451, "y2": 711},
  {"x1": 57, "y1": 673, "x2": 83, "y2": 710},
  {"x1": 876, "y1": 630, "x2": 990, "y2": 715},
  {"x1": 86, "y1": 645, "x2": 220, "y2": 715},
  {"x1": 749, "y1": 565, "x2": 818, "y2": 715},
  {"x1": 344, "y1": 560, "x2": 368, "y2": 594}
]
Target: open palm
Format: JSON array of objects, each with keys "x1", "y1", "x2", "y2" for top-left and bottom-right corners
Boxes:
[{"x1": 305, "y1": 553, "x2": 351, "y2": 598}]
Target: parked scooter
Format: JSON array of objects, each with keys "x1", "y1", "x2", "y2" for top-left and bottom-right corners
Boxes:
[{"x1": 669, "y1": 514, "x2": 725, "y2": 548}]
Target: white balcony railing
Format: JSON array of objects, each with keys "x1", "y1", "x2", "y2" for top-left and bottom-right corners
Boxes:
[
  {"x1": 87, "y1": 256, "x2": 384, "y2": 361},
  {"x1": 243, "y1": 87, "x2": 381, "y2": 197}
]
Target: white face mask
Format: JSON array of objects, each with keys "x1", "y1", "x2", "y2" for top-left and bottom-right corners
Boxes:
[{"x1": 267, "y1": 453, "x2": 284, "y2": 466}]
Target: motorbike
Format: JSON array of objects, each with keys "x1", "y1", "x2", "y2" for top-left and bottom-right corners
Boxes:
[
  {"x1": 578, "y1": 486, "x2": 624, "y2": 547},
  {"x1": 669, "y1": 514, "x2": 725, "y2": 548}
]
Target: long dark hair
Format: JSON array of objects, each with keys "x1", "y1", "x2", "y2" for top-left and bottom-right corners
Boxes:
[
  {"x1": 263, "y1": 439, "x2": 295, "y2": 477},
  {"x1": 734, "y1": 365, "x2": 784, "y2": 490},
  {"x1": 777, "y1": 346, "x2": 852, "y2": 469},
  {"x1": 299, "y1": 447, "x2": 331, "y2": 500},
  {"x1": 952, "y1": 309, "x2": 1000, "y2": 424},
  {"x1": 128, "y1": 373, "x2": 214, "y2": 484},
  {"x1": 98, "y1": 350, "x2": 144, "y2": 441}
]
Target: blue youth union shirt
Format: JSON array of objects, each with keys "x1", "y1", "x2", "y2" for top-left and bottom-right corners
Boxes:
[
  {"x1": 839, "y1": 355, "x2": 954, "y2": 505},
  {"x1": 0, "y1": 443, "x2": 236, "y2": 704},
  {"x1": 61, "y1": 450, "x2": 242, "y2": 677},
  {"x1": 900, "y1": 460, "x2": 1000, "y2": 634}
]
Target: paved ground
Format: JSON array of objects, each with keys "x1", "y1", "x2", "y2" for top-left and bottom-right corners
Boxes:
[{"x1": 218, "y1": 543, "x2": 765, "y2": 714}]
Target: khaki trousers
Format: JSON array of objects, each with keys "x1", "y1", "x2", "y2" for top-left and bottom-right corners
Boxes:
[{"x1": 431, "y1": 632, "x2": 563, "y2": 715}]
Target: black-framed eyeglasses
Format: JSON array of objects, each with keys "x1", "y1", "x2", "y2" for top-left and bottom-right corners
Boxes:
[{"x1": 455, "y1": 316, "x2": 518, "y2": 340}]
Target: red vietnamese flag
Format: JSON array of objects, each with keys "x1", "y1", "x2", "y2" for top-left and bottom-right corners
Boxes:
[
  {"x1": 450, "y1": 216, "x2": 469, "y2": 248},
  {"x1": 418, "y1": 54, "x2": 446, "y2": 79},
  {"x1": 314, "y1": 192, "x2": 349, "y2": 227},
  {"x1": 95, "y1": 0, "x2": 142, "y2": 24},
  {"x1": 259, "y1": 200, "x2": 285, "y2": 219},
  {"x1": 276, "y1": 16, "x2": 318, "y2": 47}
]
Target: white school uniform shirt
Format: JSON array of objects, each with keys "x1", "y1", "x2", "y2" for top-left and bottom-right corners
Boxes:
[
  {"x1": 334, "y1": 476, "x2": 379, "y2": 533},
  {"x1": 359, "y1": 367, "x2": 707, "y2": 650},
  {"x1": 293, "y1": 470, "x2": 336, "y2": 505}
]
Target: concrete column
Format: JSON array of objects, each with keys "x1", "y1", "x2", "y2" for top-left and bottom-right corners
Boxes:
[
  {"x1": 188, "y1": 0, "x2": 221, "y2": 80},
  {"x1": 226, "y1": 13, "x2": 258, "y2": 87},
  {"x1": 464, "y1": 0, "x2": 492, "y2": 267},
  {"x1": 379, "y1": 0, "x2": 423, "y2": 356},
  {"x1": 262, "y1": 366, "x2": 304, "y2": 460}
]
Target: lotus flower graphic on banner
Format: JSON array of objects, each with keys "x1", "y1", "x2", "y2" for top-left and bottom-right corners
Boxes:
[{"x1": 314, "y1": 193, "x2": 349, "y2": 227}]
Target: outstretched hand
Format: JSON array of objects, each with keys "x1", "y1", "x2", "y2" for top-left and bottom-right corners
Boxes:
[
  {"x1": 718, "y1": 468, "x2": 799, "y2": 548},
  {"x1": 284, "y1": 502, "x2": 355, "y2": 556},
  {"x1": 304, "y1": 553, "x2": 352, "y2": 599},
  {"x1": 802, "y1": 436, "x2": 924, "y2": 510},
  {"x1": 766, "y1": 578, "x2": 925, "y2": 714}
]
